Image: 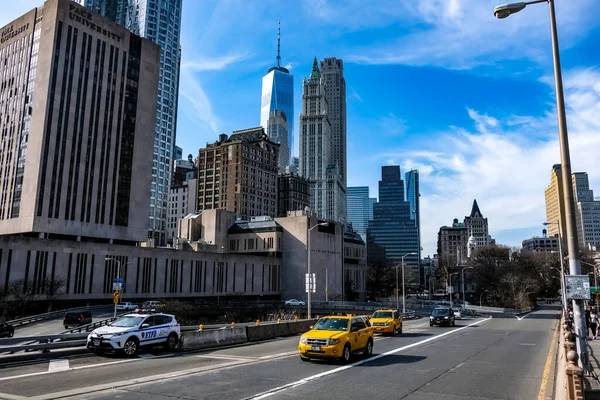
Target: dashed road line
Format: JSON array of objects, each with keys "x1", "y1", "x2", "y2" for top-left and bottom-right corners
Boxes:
[{"x1": 47, "y1": 359, "x2": 70, "y2": 372}]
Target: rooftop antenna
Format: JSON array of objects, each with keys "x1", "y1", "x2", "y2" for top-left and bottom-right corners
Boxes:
[{"x1": 276, "y1": 19, "x2": 281, "y2": 67}]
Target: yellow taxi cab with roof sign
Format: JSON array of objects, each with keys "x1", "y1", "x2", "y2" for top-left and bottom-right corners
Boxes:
[
  {"x1": 298, "y1": 313, "x2": 374, "y2": 363},
  {"x1": 369, "y1": 309, "x2": 402, "y2": 335}
]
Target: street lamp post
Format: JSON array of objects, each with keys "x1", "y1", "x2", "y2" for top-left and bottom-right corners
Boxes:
[
  {"x1": 324, "y1": 266, "x2": 328, "y2": 302},
  {"x1": 449, "y1": 272, "x2": 459, "y2": 307},
  {"x1": 398, "y1": 252, "x2": 417, "y2": 313},
  {"x1": 307, "y1": 222, "x2": 329, "y2": 319},
  {"x1": 544, "y1": 221, "x2": 566, "y2": 312},
  {"x1": 461, "y1": 267, "x2": 473, "y2": 307},
  {"x1": 495, "y1": 0, "x2": 588, "y2": 372}
]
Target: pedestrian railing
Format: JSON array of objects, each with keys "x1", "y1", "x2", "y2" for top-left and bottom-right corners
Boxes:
[
  {"x1": 6, "y1": 305, "x2": 112, "y2": 328},
  {"x1": 561, "y1": 312, "x2": 585, "y2": 400}
]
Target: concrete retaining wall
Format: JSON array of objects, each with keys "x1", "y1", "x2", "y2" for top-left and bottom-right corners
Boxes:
[
  {"x1": 179, "y1": 319, "x2": 317, "y2": 351},
  {"x1": 246, "y1": 319, "x2": 315, "y2": 342},
  {"x1": 180, "y1": 327, "x2": 248, "y2": 351}
]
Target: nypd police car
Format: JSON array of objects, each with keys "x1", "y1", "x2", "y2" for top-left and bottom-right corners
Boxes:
[{"x1": 87, "y1": 312, "x2": 180, "y2": 356}]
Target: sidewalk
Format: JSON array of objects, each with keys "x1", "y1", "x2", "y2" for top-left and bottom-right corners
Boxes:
[{"x1": 585, "y1": 335, "x2": 600, "y2": 398}]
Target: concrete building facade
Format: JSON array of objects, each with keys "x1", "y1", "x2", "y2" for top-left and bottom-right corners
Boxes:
[
  {"x1": 166, "y1": 179, "x2": 196, "y2": 245},
  {"x1": 0, "y1": 0, "x2": 160, "y2": 244},
  {"x1": 522, "y1": 229, "x2": 560, "y2": 253},
  {"x1": 299, "y1": 58, "x2": 345, "y2": 223},
  {"x1": 277, "y1": 173, "x2": 310, "y2": 218},
  {"x1": 464, "y1": 200, "x2": 494, "y2": 247},
  {"x1": 76, "y1": 0, "x2": 183, "y2": 247},
  {"x1": 196, "y1": 128, "x2": 279, "y2": 221},
  {"x1": 437, "y1": 218, "x2": 469, "y2": 265},
  {"x1": 0, "y1": 210, "x2": 367, "y2": 303}
]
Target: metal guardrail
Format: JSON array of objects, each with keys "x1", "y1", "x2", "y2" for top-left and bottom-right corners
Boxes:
[{"x1": 7, "y1": 305, "x2": 113, "y2": 328}]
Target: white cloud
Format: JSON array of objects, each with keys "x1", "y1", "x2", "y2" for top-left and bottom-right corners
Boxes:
[
  {"x1": 375, "y1": 68, "x2": 600, "y2": 255},
  {"x1": 317, "y1": 0, "x2": 599, "y2": 70},
  {"x1": 179, "y1": 68, "x2": 219, "y2": 133},
  {"x1": 182, "y1": 53, "x2": 250, "y2": 71}
]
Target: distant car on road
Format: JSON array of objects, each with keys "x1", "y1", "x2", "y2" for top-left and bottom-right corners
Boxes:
[
  {"x1": 116, "y1": 302, "x2": 138, "y2": 311},
  {"x1": 453, "y1": 308, "x2": 462, "y2": 320},
  {"x1": 430, "y1": 307, "x2": 456, "y2": 327},
  {"x1": 64, "y1": 311, "x2": 93, "y2": 329},
  {"x1": 0, "y1": 321, "x2": 14, "y2": 338},
  {"x1": 87, "y1": 312, "x2": 180, "y2": 356},
  {"x1": 284, "y1": 299, "x2": 306, "y2": 306}
]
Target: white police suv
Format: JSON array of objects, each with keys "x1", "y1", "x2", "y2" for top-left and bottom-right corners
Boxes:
[{"x1": 87, "y1": 312, "x2": 180, "y2": 356}]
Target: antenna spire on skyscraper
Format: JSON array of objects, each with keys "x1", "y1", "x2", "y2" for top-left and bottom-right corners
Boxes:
[{"x1": 277, "y1": 19, "x2": 281, "y2": 67}]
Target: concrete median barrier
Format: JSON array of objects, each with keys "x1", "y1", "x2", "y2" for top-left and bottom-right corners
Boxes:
[
  {"x1": 246, "y1": 319, "x2": 315, "y2": 342},
  {"x1": 180, "y1": 327, "x2": 248, "y2": 351}
]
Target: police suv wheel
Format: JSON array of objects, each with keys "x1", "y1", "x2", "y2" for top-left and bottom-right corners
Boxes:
[
  {"x1": 166, "y1": 333, "x2": 179, "y2": 351},
  {"x1": 123, "y1": 338, "x2": 138, "y2": 356}
]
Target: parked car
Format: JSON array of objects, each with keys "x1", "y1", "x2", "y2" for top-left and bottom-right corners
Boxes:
[
  {"x1": 64, "y1": 311, "x2": 93, "y2": 329},
  {"x1": 0, "y1": 321, "x2": 14, "y2": 338},
  {"x1": 284, "y1": 299, "x2": 306, "y2": 306},
  {"x1": 298, "y1": 313, "x2": 374, "y2": 363},
  {"x1": 430, "y1": 307, "x2": 456, "y2": 327},
  {"x1": 86, "y1": 312, "x2": 180, "y2": 356},
  {"x1": 116, "y1": 302, "x2": 138, "y2": 311},
  {"x1": 370, "y1": 309, "x2": 402, "y2": 336}
]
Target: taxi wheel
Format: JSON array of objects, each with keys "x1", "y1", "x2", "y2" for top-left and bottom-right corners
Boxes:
[
  {"x1": 165, "y1": 333, "x2": 179, "y2": 351},
  {"x1": 341, "y1": 344, "x2": 352, "y2": 364},
  {"x1": 123, "y1": 337, "x2": 139, "y2": 357},
  {"x1": 363, "y1": 339, "x2": 373, "y2": 357}
]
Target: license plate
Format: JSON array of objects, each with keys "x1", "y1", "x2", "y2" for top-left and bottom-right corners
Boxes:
[{"x1": 311, "y1": 346, "x2": 321, "y2": 351}]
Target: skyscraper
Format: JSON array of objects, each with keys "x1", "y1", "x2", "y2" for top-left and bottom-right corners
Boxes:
[
  {"x1": 464, "y1": 200, "x2": 494, "y2": 247},
  {"x1": 0, "y1": 0, "x2": 160, "y2": 243},
  {"x1": 320, "y1": 58, "x2": 347, "y2": 184},
  {"x1": 572, "y1": 172, "x2": 600, "y2": 248},
  {"x1": 299, "y1": 58, "x2": 346, "y2": 222},
  {"x1": 544, "y1": 164, "x2": 567, "y2": 238},
  {"x1": 347, "y1": 187, "x2": 371, "y2": 241},
  {"x1": 76, "y1": 0, "x2": 183, "y2": 246},
  {"x1": 405, "y1": 170, "x2": 421, "y2": 262},
  {"x1": 367, "y1": 166, "x2": 419, "y2": 272},
  {"x1": 266, "y1": 110, "x2": 289, "y2": 171},
  {"x1": 260, "y1": 21, "x2": 294, "y2": 165}
]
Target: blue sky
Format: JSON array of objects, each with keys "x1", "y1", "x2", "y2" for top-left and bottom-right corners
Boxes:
[{"x1": 3, "y1": 0, "x2": 600, "y2": 256}]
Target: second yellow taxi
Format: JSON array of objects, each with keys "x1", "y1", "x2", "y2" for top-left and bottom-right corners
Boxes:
[
  {"x1": 298, "y1": 313, "x2": 374, "y2": 363},
  {"x1": 369, "y1": 309, "x2": 402, "y2": 336}
]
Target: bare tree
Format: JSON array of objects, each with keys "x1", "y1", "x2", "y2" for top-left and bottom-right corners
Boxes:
[{"x1": 40, "y1": 277, "x2": 66, "y2": 312}]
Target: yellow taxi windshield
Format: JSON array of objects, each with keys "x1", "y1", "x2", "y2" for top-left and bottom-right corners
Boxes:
[
  {"x1": 372, "y1": 311, "x2": 393, "y2": 319},
  {"x1": 313, "y1": 318, "x2": 349, "y2": 331}
]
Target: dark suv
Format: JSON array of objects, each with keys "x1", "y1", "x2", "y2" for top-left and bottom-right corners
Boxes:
[
  {"x1": 429, "y1": 307, "x2": 456, "y2": 327},
  {"x1": 64, "y1": 311, "x2": 93, "y2": 329},
  {"x1": 0, "y1": 321, "x2": 14, "y2": 338}
]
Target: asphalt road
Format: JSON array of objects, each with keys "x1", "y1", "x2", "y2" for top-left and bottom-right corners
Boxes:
[
  {"x1": 12, "y1": 310, "x2": 116, "y2": 338},
  {"x1": 0, "y1": 306, "x2": 560, "y2": 400}
]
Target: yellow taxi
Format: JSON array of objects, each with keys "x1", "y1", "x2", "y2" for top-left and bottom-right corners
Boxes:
[
  {"x1": 369, "y1": 309, "x2": 402, "y2": 336},
  {"x1": 298, "y1": 313, "x2": 374, "y2": 363}
]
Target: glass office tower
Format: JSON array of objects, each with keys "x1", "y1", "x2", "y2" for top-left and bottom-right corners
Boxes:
[
  {"x1": 260, "y1": 22, "x2": 294, "y2": 166},
  {"x1": 76, "y1": 0, "x2": 183, "y2": 246},
  {"x1": 347, "y1": 186, "x2": 371, "y2": 241},
  {"x1": 367, "y1": 166, "x2": 420, "y2": 273}
]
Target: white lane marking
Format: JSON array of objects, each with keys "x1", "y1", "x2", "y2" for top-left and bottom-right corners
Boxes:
[
  {"x1": 244, "y1": 316, "x2": 492, "y2": 400},
  {"x1": 47, "y1": 360, "x2": 70, "y2": 372},
  {"x1": 196, "y1": 354, "x2": 256, "y2": 361},
  {"x1": 0, "y1": 392, "x2": 27, "y2": 399},
  {"x1": 0, "y1": 358, "x2": 138, "y2": 382},
  {"x1": 519, "y1": 343, "x2": 537, "y2": 346},
  {"x1": 515, "y1": 311, "x2": 533, "y2": 320},
  {"x1": 258, "y1": 351, "x2": 299, "y2": 360}
]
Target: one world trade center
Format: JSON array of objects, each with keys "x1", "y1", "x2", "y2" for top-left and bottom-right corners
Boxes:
[{"x1": 260, "y1": 21, "x2": 294, "y2": 169}]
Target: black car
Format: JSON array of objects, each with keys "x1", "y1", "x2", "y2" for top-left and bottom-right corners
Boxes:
[
  {"x1": 64, "y1": 311, "x2": 93, "y2": 328},
  {"x1": 0, "y1": 321, "x2": 14, "y2": 338},
  {"x1": 429, "y1": 307, "x2": 456, "y2": 327}
]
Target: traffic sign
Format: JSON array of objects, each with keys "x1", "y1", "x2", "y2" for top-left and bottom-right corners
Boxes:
[
  {"x1": 305, "y1": 273, "x2": 316, "y2": 293},
  {"x1": 112, "y1": 278, "x2": 124, "y2": 291}
]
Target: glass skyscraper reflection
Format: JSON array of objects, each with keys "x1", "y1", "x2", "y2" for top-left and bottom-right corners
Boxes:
[
  {"x1": 367, "y1": 166, "x2": 420, "y2": 274},
  {"x1": 347, "y1": 186, "x2": 371, "y2": 241}
]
